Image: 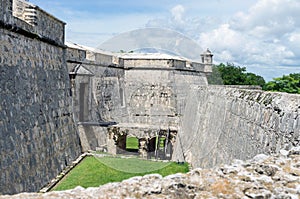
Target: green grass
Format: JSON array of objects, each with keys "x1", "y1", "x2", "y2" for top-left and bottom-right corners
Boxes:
[
  {"x1": 158, "y1": 137, "x2": 166, "y2": 149},
  {"x1": 97, "y1": 156, "x2": 171, "y2": 173},
  {"x1": 126, "y1": 136, "x2": 139, "y2": 150},
  {"x1": 126, "y1": 136, "x2": 166, "y2": 150},
  {"x1": 52, "y1": 156, "x2": 189, "y2": 191}
]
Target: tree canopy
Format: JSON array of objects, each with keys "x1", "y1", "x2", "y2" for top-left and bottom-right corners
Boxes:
[
  {"x1": 207, "y1": 63, "x2": 265, "y2": 87},
  {"x1": 263, "y1": 73, "x2": 300, "y2": 94},
  {"x1": 207, "y1": 63, "x2": 300, "y2": 94}
]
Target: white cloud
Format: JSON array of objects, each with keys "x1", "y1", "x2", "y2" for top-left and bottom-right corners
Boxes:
[
  {"x1": 289, "y1": 33, "x2": 300, "y2": 43},
  {"x1": 143, "y1": 0, "x2": 300, "y2": 81},
  {"x1": 196, "y1": 0, "x2": 300, "y2": 80},
  {"x1": 231, "y1": 0, "x2": 300, "y2": 38},
  {"x1": 199, "y1": 24, "x2": 245, "y2": 52},
  {"x1": 171, "y1": 5, "x2": 185, "y2": 24},
  {"x1": 287, "y1": 32, "x2": 300, "y2": 57}
]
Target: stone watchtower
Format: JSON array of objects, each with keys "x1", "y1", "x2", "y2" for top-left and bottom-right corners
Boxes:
[{"x1": 201, "y1": 48, "x2": 213, "y2": 65}]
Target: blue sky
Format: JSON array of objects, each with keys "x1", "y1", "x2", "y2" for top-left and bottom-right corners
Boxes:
[{"x1": 29, "y1": 0, "x2": 300, "y2": 81}]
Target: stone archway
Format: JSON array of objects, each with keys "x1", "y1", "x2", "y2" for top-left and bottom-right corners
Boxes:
[{"x1": 107, "y1": 126, "x2": 177, "y2": 160}]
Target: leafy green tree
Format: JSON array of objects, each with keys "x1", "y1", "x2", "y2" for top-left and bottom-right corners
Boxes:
[
  {"x1": 263, "y1": 73, "x2": 300, "y2": 94},
  {"x1": 217, "y1": 63, "x2": 247, "y2": 85},
  {"x1": 208, "y1": 63, "x2": 265, "y2": 87},
  {"x1": 244, "y1": 72, "x2": 266, "y2": 87}
]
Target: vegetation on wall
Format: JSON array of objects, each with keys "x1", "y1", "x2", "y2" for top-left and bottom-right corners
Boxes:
[{"x1": 208, "y1": 62, "x2": 300, "y2": 94}]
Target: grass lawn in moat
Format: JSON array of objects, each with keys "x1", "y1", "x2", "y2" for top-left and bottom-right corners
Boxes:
[{"x1": 52, "y1": 155, "x2": 189, "y2": 191}]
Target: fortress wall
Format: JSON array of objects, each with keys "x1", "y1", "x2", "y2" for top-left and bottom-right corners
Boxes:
[
  {"x1": 173, "y1": 86, "x2": 300, "y2": 168},
  {"x1": 0, "y1": 0, "x2": 81, "y2": 194},
  {"x1": 124, "y1": 69, "x2": 177, "y2": 126},
  {"x1": 66, "y1": 48, "x2": 126, "y2": 151},
  {"x1": 124, "y1": 66, "x2": 209, "y2": 127},
  {"x1": 174, "y1": 71, "x2": 208, "y2": 115},
  {"x1": 88, "y1": 65, "x2": 125, "y2": 122},
  {"x1": 67, "y1": 61, "x2": 126, "y2": 123},
  {"x1": 0, "y1": 0, "x2": 12, "y2": 21},
  {"x1": 11, "y1": 0, "x2": 65, "y2": 45}
]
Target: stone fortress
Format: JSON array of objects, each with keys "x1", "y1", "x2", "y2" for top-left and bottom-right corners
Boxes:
[{"x1": 0, "y1": 0, "x2": 299, "y2": 195}]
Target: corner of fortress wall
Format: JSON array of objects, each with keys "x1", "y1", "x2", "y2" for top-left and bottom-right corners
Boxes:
[
  {"x1": 0, "y1": 0, "x2": 81, "y2": 194},
  {"x1": 173, "y1": 85, "x2": 300, "y2": 168}
]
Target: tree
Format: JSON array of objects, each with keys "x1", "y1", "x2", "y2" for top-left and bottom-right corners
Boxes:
[
  {"x1": 208, "y1": 63, "x2": 265, "y2": 87},
  {"x1": 263, "y1": 73, "x2": 300, "y2": 94},
  {"x1": 244, "y1": 72, "x2": 266, "y2": 87}
]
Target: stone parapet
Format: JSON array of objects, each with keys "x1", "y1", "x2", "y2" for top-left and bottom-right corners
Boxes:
[
  {"x1": 66, "y1": 43, "x2": 121, "y2": 69},
  {"x1": 119, "y1": 54, "x2": 211, "y2": 74},
  {"x1": 1, "y1": 0, "x2": 65, "y2": 46}
]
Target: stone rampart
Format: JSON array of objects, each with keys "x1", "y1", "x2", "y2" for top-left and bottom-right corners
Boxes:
[
  {"x1": 12, "y1": 0, "x2": 65, "y2": 45},
  {"x1": 66, "y1": 44, "x2": 126, "y2": 152},
  {"x1": 173, "y1": 86, "x2": 300, "y2": 168},
  {"x1": 0, "y1": 0, "x2": 81, "y2": 194}
]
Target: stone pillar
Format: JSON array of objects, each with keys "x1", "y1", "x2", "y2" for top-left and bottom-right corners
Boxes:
[
  {"x1": 107, "y1": 131, "x2": 117, "y2": 155},
  {"x1": 138, "y1": 138, "x2": 148, "y2": 158},
  {"x1": 169, "y1": 131, "x2": 177, "y2": 159},
  {"x1": 77, "y1": 125, "x2": 91, "y2": 152}
]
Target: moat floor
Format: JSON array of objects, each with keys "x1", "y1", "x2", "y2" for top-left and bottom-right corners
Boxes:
[{"x1": 1, "y1": 147, "x2": 299, "y2": 199}]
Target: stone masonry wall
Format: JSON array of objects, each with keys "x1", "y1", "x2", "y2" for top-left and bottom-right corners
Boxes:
[
  {"x1": 66, "y1": 46, "x2": 126, "y2": 151},
  {"x1": 0, "y1": 0, "x2": 81, "y2": 194},
  {"x1": 173, "y1": 86, "x2": 300, "y2": 168},
  {"x1": 124, "y1": 69, "x2": 208, "y2": 127}
]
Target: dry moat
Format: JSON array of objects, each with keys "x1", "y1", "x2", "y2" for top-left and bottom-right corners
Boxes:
[{"x1": 1, "y1": 0, "x2": 300, "y2": 197}]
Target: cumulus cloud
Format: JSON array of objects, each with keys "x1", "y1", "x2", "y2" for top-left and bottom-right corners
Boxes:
[
  {"x1": 176, "y1": 0, "x2": 299, "y2": 80},
  {"x1": 171, "y1": 5, "x2": 185, "y2": 24},
  {"x1": 231, "y1": 0, "x2": 300, "y2": 36},
  {"x1": 196, "y1": 0, "x2": 300, "y2": 80}
]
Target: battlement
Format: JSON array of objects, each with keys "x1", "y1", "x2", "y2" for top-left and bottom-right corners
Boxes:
[
  {"x1": 13, "y1": 0, "x2": 37, "y2": 25},
  {"x1": 0, "y1": 0, "x2": 13, "y2": 20},
  {"x1": 66, "y1": 42, "x2": 212, "y2": 74},
  {"x1": 116, "y1": 53, "x2": 211, "y2": 74},
  {"x1": 0, "y1": 0, "x2": 65, "y2": 46},
  {"x1": 66, "y1": 42, "x2": 121, "y2": 67}
]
